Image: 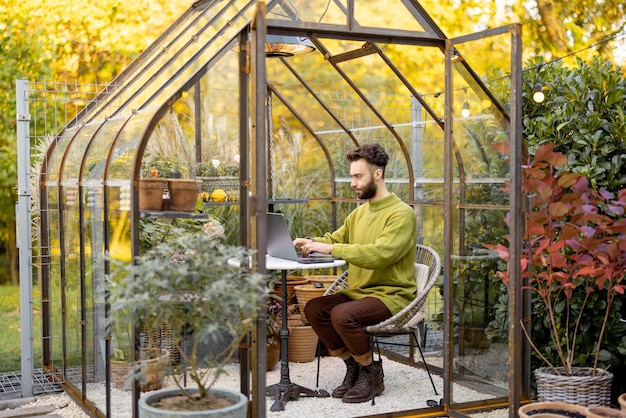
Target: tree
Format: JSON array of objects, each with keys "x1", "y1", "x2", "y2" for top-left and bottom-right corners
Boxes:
[
  {"x1": 0, "y1": 0, "x2": 187, "y2": 284},
  {"x1": 421, "y1": 0, "x2": 626, "y2": 64}
]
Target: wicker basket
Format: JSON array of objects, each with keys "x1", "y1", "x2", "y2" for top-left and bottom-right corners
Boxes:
[
  {"x1": 200, "y1": 176, "x2": 239, "y2": 194},
  {"x1": 535, "y1": 367, "x2": 613, "y2": 407},
  {"x1": 140, "y1": 323, "x2": 180, "y2": 365},
  {"x1": 110, "y1": 348, "x2": 169, "y2": 392}
]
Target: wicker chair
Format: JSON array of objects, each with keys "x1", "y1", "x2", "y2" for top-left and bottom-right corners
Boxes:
[{"x1": 315, "y1": 244, "x2": 441, "y2": 404}]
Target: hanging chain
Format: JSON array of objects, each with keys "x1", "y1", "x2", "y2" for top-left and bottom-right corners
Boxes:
[{"x1": 268, "y1": 90, "x2": 275, "y2": 198}]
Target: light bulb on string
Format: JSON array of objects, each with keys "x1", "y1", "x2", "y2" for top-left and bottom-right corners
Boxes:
[
  {"x1": 460, "y1": 87, "x2": 470, "y2": 118},
  {"x1": 461, "y1": 100, "x2": 470, "y2": 118},
  {"x1": 533, "y1": 82, "x2": 545, "y2": 103}
]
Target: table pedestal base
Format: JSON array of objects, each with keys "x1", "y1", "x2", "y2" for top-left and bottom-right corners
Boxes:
[{"x1": 266, "y1": 383, "x2": 330, "y2": 411}]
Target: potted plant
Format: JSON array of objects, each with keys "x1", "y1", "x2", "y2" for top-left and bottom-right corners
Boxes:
[
  {"x1": 487, "y1": 143, "x2": 626, "y2": 408},
  {"x1": 141, "y1": 153, "x2": 201, "y2": 212},
  {"x1": 266, "y1": 298, "x2": 282, "y2": 371},
  {"x1": 109, "y1": 219, "x2": 269, "y2": 416},
  {"x1": 138, "y1": 153, "x2": 172, "y2": 211}
]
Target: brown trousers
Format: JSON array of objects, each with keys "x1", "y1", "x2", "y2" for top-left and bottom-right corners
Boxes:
[{"x1": 304, "y1": 293, "x2": 392, "y2": 365}]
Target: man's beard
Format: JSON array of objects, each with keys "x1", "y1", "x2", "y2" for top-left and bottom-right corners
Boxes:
[{"x1": 356, "y1": 178, "x2": 377, "y2": 200}]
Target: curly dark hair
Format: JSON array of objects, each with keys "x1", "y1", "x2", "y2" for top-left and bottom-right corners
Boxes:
[{"x1": 346, "y1": 143, "x2": 389, "y2": 176}]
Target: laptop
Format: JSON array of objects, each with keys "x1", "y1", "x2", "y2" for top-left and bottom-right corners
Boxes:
[{"x1": 266, "y1": 212, "x2": 341, "y2": 264}]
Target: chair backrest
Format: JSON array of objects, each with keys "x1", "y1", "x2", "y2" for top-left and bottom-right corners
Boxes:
[
  {"x1": 323, "y1": 244, "x2": 442, "y2": 329},
  {"x1": 365, "y1": 244, "x2": 441, "y2": 333}
]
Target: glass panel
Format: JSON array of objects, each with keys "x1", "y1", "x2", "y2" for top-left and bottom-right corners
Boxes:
[
  {"x1": 449, "y1": 33, "x2": 513, "y2": 409},
  {"x1": 84, "y1": 116, "x2": 129, "y2": 182},
  {"x1": 113, "y1": 0, "x2": 253, "y2": 117},
  {"x1": 46, "y1": 127, "x2": 79, "y2": 184},
  {"x1": 106, "y1": 182, "x2": 132, "y2": 403},
  {"x1": 88, "y1": 0, "x2": 255, "y2": 122},
  {"x1": 80, "y1": 122, "x2": 113, "y2": 401},
  {"x1": 83, "y1": 179, "x2": 106, "y2": 391},
  {"x1": 106, "y1": 110, "x2": 158, "y2": 186},
  {"x1": 59, "y1": 179, "x2": 83, "y2": 393},
  {"x1": 268, "y1": 0, "x2": 429, "y2": 32},
  {"x1": 63, "y1": 123, "x2": 100, "y2": 181},
  {"x1": 354, "y1": 0, "x2": 427, "y2": 31}
]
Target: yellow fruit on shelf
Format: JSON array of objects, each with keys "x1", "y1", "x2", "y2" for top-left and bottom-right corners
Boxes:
[{"x1": 211, "y1": 189, "x2": 227, "y2": 202}]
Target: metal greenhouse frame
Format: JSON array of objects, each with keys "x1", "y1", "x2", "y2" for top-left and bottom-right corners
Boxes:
[{"x1": 16, "y1": 0, "x2": 526, "y2": 416}]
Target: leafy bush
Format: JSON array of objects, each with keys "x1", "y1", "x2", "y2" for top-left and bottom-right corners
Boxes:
[
  {"x1": 488, "y1": 143, "x2": 626, "y2": 374},
  {"x1": 520, "y1": 57, "x2": 626, "y2": 395}
]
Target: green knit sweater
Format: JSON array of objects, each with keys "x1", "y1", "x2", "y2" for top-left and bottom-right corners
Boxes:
[{"x1": 315, "y1": 193, "x2": 417, "y2": 315}]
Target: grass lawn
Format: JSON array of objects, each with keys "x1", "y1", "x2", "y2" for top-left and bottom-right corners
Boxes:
[{"x1": 0, "y1": 285, "x2": 23, "y2": 372}]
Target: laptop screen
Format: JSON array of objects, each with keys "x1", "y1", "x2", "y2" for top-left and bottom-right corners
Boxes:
[{"x1": 266, "y1": 212, "x2": 300, "y2": 261}]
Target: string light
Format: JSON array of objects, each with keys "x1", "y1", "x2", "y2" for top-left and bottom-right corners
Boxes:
[
  {"x1": 461, "y1": 87, "x2": 470, "y2": 117},
  {"x1": 533, "y1": 82, "x2": 545, "y2": 103},
  {"x1": 461, "y1": 100, "x2": 470, "y2": 117}
]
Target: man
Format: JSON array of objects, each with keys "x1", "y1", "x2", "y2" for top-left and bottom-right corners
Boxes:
[{"x1": 294, "y1": 143, "x2": 417, "y2": 403}]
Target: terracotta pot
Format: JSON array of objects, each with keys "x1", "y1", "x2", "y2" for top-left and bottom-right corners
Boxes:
[
  {"x1": 110, "y1": 348, "x2": 169, "y2": 392},
  {"x1": 586, "y1": 406, "x2": 626, "y2": 418},
  {"x1": 168, "y1": 179, "x2": 202, "y2": 212},
  {"x1": 272, "y1": 277, "x2": 309, "y2": 305},
  {"x1": 266, "y1": 336, "x2": 280, "y2": 371},
  {"x1": 519, "y1": 401, "x2": 588, "y2": 418},
  {"x1": 138, "y1": 178, "x2": 166, "y2": 211},
  {"x1": 619, "y1": 393, "x2": 626, "y2": 412},
  {"x1": 294, "y1": 284, "x2": 329, "y2": 324},
  {"x1": 287, "y1": 325, "x2": 318, "y2": 363}
]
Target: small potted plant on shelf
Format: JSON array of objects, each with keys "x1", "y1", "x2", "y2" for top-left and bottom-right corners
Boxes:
[
  {"x1": 141, "y1": 153, "x2": 202, "y2": 212},
  {"x1": 138, "y1": 153, "x2": 173, "y2": 211},
  {"x1": 109, "y1": 219, "x2": 269, "y2": 417},
  {"x1": 487, "y1": 143, "x2": 626, "y2": 409}
]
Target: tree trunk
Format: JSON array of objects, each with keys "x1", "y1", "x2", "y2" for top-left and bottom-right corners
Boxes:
[{"x1": 536, "y1": 0, "x2": 570, "y2": 52}]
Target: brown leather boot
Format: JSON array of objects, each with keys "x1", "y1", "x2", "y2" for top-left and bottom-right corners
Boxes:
[
  {"x1": 342, "y1": 359, "x2": 384, "y2": 403},
  {"x1": 332, "y1": 357, "x2": 360, "y2": 398}
]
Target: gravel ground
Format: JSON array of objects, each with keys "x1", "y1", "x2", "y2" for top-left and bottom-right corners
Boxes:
[{"x1": 3, "y1": 355, "x2": 509, "y2": 417}]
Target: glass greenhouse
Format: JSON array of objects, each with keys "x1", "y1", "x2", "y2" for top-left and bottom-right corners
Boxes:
[{"x1": 16, "y1": 0, "x2": 527, "y2": 416}]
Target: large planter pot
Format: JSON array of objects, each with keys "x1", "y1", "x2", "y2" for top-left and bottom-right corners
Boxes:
[
  {"x1": 535, "y1": 367, "x2": 613, "y2": 407},
  {"x1": 272, "y1": 276, "x2": 309, "y2": 305},
  {"x1": 304, "y1": 275, "x2": 338, "y2": 286},
  {"x1": 138, "y1": 178, "x2": 166, "y2": 211},
  {"x1": 168, "y1": 179, "x2": 202, "y2": 212},
  {"x1": 294, "y1": 283, "x2": 329, "y2": 324},
  {"x1": 287, "y1": 325, "x2": 318, "y2": 363},
  {"x1": 110, "y1": 349, "x2": 169, "y2": 392},
  {"x1": 519, "y1": 401, "x2": 588, "y2": 417},
  {"x1": 586, "y1": 406, "x2": 626, "y2": 418},
  {"x1": 138, "y1": 387, "x2": 248, "y2": 418}
]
